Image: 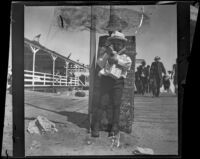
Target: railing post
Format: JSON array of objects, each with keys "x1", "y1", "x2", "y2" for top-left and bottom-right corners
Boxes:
[
  {"x1": 65, "y1": 61, "x2": 69, "y2": 86},
  {"x1": 51, "y1": 54, "x2": 57, "y2": 86},
  {"x1": 30, "y1": 45, "x2": 39, "y2": 90},
  {"x1": 77, "y1": 77, "x2": 79, "y2": 86},
  {"x1": 44, "y1": 73, "x2": 46, "y2": 86}
]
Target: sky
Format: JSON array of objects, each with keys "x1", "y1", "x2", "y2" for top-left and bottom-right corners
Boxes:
[{"x1": 23, "y1": 5, "x2": 177, "y2": 71}]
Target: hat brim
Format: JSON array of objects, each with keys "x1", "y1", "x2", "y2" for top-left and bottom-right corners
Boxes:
[
  {"x1": 107, "y1": 36, "x2": 127, "y2": 42},
  {"x1": 154, "y1": 57, "x2": 161, "y2": 60}
]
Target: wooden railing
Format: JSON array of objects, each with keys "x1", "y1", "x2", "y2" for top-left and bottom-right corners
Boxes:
[
  {"x1": 68, "y1": 68, "x2": 88, "y2": 73},
  {"x1": 24, "y1": 70, "x2": 88, "y2": 87}
]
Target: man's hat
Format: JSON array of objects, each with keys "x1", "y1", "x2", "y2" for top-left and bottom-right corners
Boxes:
[
  {"x1": 154, "y1": 56, "x2": 161, "y2": 60},
  {"x1": 107, "y1": 31, "x2": 127, "y2": 42},
  {"x1": 141, "y1": 60, "x2": 146, "y2": 65}
]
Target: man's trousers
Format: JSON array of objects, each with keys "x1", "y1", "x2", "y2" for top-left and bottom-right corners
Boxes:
[{"x1": 91, "y1": 75, "x2": 124, "y2": 133}]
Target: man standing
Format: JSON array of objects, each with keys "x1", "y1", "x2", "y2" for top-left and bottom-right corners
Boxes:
[
  {"x1": 135, "y1": 67, "x2": 142, "y2": 94},
  {"x1": 145, "y1": 65, "x2": 151, "y2": 94},
  {"x1": 91, "y1": 31, "x2": 132, "y2": 137},
  {"x1": 172, "y1": 63, "x2": 177, "y2": 95},
  {"x1": 163, "y1": 73, "x2": 171, "y2": 93},
  {"x1": 138, "y1": 61, "x2": 147, "y2": 95},
  {"x1": 150, "y1": 56, "x2": 166, "y2": 97}
]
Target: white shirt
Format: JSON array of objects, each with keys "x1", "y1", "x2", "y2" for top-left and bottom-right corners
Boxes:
[{"x1": 97, "y1": 49, "x2": 132, "y2": 79}]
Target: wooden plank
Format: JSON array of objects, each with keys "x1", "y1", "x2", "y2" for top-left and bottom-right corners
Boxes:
[{"x1": 88, "y1": 6, "x2": 96, "y2": 132}]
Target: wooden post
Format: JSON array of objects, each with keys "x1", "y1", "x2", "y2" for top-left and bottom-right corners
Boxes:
[
  {"x1": 51, "y1": 54, "x2": 57, "y2": 86},
  {"x1": 44, "y1": 73, "x2": 46, "y2": 86},
  {"x1": 30, "y1": 45, "x2": 39, "y2": 90},
  {"x1": 65, "y1": 61, "x2": 69, "y2": 86},
  {"x1": 88, "y1": 5, "x2": 96, "y2": 132}
]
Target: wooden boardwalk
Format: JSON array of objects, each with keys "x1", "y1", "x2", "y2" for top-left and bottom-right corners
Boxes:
[
  {"x1": 2, "y1": 91, "x2": 178, "y2": 156},
  {"x1": 133, "y1": 94, "x2": 178, "y2": 154},
  {"x1": 25, "y1": 91, "x2": 177, "y2": 155}
]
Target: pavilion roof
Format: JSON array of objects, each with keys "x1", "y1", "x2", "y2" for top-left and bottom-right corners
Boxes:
[{"x1": 24, "y1": 37, "x2": 88, "y2": 69}]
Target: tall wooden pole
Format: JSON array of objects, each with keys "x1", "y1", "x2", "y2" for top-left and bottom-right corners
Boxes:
[
  {"x1": 51, "y1": 54, "x2": 57, "y2": 86},
  {"x1": 88, "y1": 5, "x2": 96, "y2": 132}
]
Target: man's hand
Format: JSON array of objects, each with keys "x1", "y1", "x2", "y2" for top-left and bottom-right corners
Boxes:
[
  {"x1": 108, "y1": 54, "x2": 118, "y2": 65},
  {"x1": 106, "y1": 45, "x2": 115, "y2": 56}
]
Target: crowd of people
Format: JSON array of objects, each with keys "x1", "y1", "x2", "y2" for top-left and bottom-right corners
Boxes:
[{"x1": 135, "y1": 57, "x2": 177, "y2": 97}]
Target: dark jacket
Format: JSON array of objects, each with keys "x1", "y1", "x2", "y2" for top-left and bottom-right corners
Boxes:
[
  {"x1": 138, "y1": 65, "x2": 146, "y2": 78},
  {"x1": 150, "y1": 61, "x2": 166, "y2": 80}
]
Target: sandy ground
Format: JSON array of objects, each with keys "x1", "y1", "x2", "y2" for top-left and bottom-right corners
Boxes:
[
  {"x1": 2, "y1": 90, "x2": 178, "y2": 156},
  {"x1": 1, "y1": 91, "x2": 13, "y2": 156}
]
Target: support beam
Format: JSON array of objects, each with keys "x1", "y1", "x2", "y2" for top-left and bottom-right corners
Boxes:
[
  {"x1": 51, "y1": 54, "x2": 57, "y2": 86},
  {"x1": 88, "y1": 5, "x2": 96, "y2": 132},
  {"x1": 65, "y1": 60, "x2": 69, "y2": 86},
  {"x1": 30, "y1": 45, "x2": 39, "y2": 90}
]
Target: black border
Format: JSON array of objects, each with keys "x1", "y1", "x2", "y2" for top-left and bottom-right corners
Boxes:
[
  {"x1": 2, "y1": 1, "x2": 194, "y2": 158},
  {"x1": 12, "y1": 2, "x2": 25, "y2": 157},
  {"x1": 0, "y1": 0, "x2": 11, "y2": 158},
  {"x1": 177, "y1": 2, "x2": 190, "y2": 158}
]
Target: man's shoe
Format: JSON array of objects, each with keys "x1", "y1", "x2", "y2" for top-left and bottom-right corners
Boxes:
[
  {"x1": 108, "y1": 131, "x2": 115, "y2": 137},
  {"x1": 110, "y1": 124, "x2": 119, "y2": 136}
]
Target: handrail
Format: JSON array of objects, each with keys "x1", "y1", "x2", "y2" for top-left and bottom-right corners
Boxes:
[{"x1": 24, "y1": 70, "x2": 88, "y2": 87}]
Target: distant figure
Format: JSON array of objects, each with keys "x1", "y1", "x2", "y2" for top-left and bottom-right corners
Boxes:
[
  {"x1": 150, "y1": 56, "x2": 166, "y2": 97},
  {"x1": 172, "y1": 63, "x2": 177, "y2": 94},
  {"x1": 72, "y1": 72, "x2": 75, "y2": 77},
  {"x1": 56, "y1": 70, "x2": 61, "y2": 75},
  {"x1": 135, "y1": 67, "x2": 142, "y2": 94},
  {"x1": 163, "y1": 74, "x2": 171, "y2": 93},
  {"x1": 79, "y1": 74, "x2": 86, "y2": 85},
  {"x1": 138, "y1": 61, "x2": 147, "y2": 95},
  {"x1": 55, "y1": 70, "x2": 61, "y2": 84},
  {"x1": 144, "y1": 65, "x2": 150, "y2": 94}
]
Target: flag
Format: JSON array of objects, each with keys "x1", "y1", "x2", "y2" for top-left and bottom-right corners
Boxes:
[
  {"x1": 33, "y1": 34, "x2": 41, "y2": 42},
  {"x1": 67, "y1": 53, "x2": 72, "y2": 59}
]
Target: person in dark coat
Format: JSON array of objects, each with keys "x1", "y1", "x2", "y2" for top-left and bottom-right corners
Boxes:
[
  {"x1": 163, "y1": 74, "x2": 171, "y2": 92},
  {"x1": 150, "y1": 56, "x2": 166, "y2": 97},
  {"x1": 172, "y1": 63, "x2": 177, "y2": 94},
  {"x1": 144, "y1": 65, "x2": 150, "y2": 94},
  {"x1": 135, "y1": 67, "x2": 142, "y2": 94},
  {"x1": 138, "y1": 61, "x2": 147, "y2": 95}
]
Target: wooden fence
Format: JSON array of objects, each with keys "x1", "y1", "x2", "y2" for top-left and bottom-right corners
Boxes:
[{"x1": 24, "y1": 70, "x2": 88, "y2": 87}]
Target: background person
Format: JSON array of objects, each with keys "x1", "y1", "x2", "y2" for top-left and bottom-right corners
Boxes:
[
  {"x1": 172, "y1": 63, "x2": 177, "y2": 95},
  {"x1": 145, "y1": 65, "x2": 151, "y2": 94},
  {"x1": 150, "y1": 56, "x2": 166, "y2": 97},
  {"x1": 138, "y1": 61, "x2": 147, "y2": 95},
  {"x1": 135, "y1": 67, "x2": 142, "y2": 94}
]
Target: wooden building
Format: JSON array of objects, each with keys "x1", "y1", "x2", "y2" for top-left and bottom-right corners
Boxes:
[{"x1": 24, "y1": 38, "x2": 89, "y2": 90}]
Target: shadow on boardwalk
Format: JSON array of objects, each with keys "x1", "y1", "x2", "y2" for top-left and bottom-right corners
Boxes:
[{"x1": 25, "y1": 103, "x2": 89, "y2": 129}]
